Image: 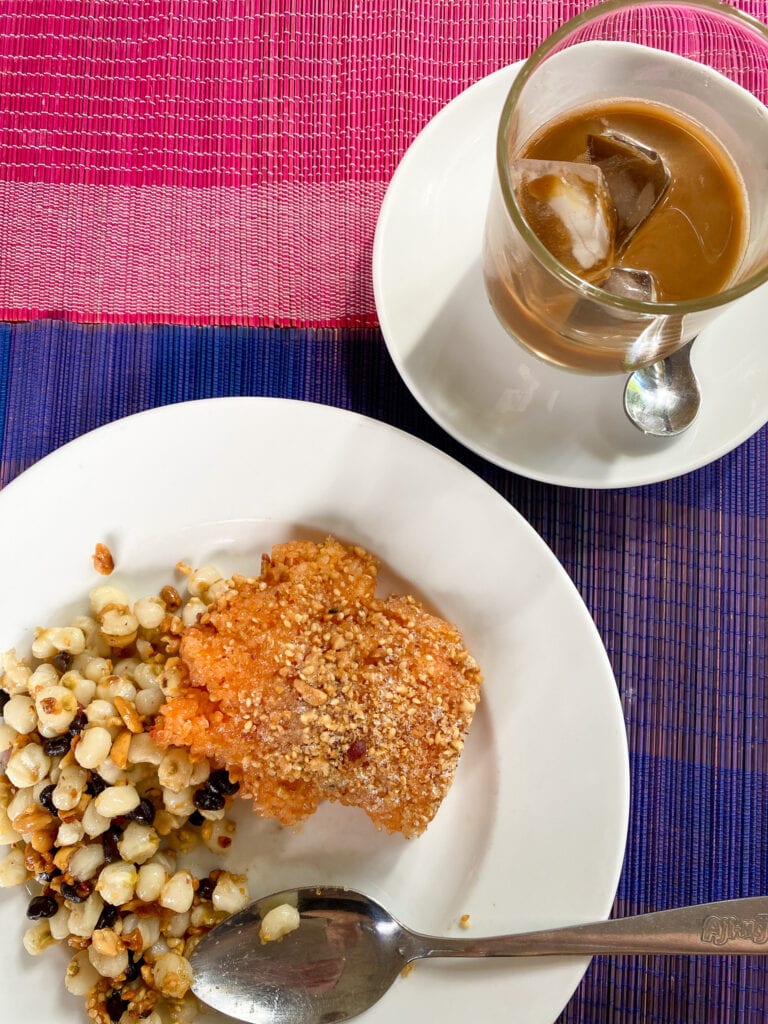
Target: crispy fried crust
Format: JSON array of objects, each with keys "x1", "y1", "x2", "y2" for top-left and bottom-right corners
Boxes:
[{"x1": 153, "y1": 538, "x2": 482, "y2": 837}]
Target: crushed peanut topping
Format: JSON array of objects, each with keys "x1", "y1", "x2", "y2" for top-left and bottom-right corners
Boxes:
[
  {"x1": 154, "y1": 538, "x2": 482, "y2": 837},
  {"x1": 91, "y1": 543, "x2": 115, "y2": 576}
]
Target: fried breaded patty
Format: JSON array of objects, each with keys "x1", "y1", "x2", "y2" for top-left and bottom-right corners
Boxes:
[{"x1": 153, "y1": 538, "x2": 482, "y2": 837}]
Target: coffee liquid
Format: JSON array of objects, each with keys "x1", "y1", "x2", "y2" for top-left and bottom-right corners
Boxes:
[{"x1": 520, "y1": 100, "x2": 747, "y2": 301}]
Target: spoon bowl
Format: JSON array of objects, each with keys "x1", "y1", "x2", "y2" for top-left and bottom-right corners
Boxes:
[
  {"x1": 190, "y1": 887, "x2": 768, "y2": 1024},
  {"x1": 624, "y1": 338, "x2": 701, "y2": 436}
]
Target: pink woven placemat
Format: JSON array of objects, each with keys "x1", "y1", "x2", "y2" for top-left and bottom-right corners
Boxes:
[{"x1": 0, "y1": 0, "x2": 765, "y2": 326}]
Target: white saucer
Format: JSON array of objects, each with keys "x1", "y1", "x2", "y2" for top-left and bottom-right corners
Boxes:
[{"x1": 373, "y1": 64, "x2": 768, "y2": 489}]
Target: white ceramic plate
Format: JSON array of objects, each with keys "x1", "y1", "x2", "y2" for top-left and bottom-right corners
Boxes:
[
  {"x1": 0, "y1": 398, "x2": 628, "y2": 1024},
  {"x1": 373, "y1": 65, "x2": 768, "y2": 489}
]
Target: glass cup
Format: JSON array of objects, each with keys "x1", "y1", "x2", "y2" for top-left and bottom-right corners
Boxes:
[{"x1": 482, "y1": 0, "x2": 768, "y2": 373}]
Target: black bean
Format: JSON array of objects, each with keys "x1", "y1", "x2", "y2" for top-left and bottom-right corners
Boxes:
[
  {"x1": 43, "y1": 734, "x2": 72, "y2": 758},
  {"x1": 96, "y1": 903, "x2": 119, "y2": 930},
  {"x1": 61, "y1": 880, "x2": 91, "y2": 904},
  {"x1": 105, "y1": 990, "x2": 126, "y2": 1022},
  {"x1": 193, "y1": 786, "x2": 225, "y2": 811},
  {"x1": 126, "y1": 798, "x2": 155, "y2": 825},
  {"x1": 52, "y1": 651, "x2": 73, "y2": 673},
  {"x1": 207, "y1": 769, "x2": 239, "y2": 796},
  {"x1": 87, "y1": 774, "x2": 108, "y2": 797},
  {"x1": 35, "y1": 869, "x2": 59, "y2": 884},
  {"x1": 38, "y1": 783, "x2": 58, "y2": 816},
  {"x1": 124, "y1": 952, "x2": 142, "y2": 982},
  {"x1": 68, "y1": 709, "x2": 88, "y2": 736},
  {"x1": 197, "y1": 876, "x2": 215, "y2": 900},
  {"x1": 0, "y1": 689, "x2": 9, "y2": 712},
  {"x1": 26, "y1": 894, "x2": 58, "y2": 919},
  {"x1": 188, "y1": 810, "x2": 204, "y2": 826},
  {"x1": 102, "y1": 827, "x2": 123, "y2": 864}
]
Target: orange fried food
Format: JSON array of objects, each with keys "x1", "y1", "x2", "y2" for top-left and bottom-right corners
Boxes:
[{"x1": 153, "y1": 538, "x2": 482, "y2": 837}]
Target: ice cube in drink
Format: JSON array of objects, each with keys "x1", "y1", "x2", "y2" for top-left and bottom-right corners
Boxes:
[
  {"x1": 586, "y1": 131, "x2": 671, "y2": 251},
  {"x1": 510, "y1": 159, "x2": 617, "y2": 282}
]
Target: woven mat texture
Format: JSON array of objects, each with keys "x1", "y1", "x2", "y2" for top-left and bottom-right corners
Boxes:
[
  {"x1": 1, "y1": 321, "x2": 768, "y2": 1021},
  {"x1": 2, "y1": 2, "x2": 768, "y2": 1021},
  {"x1": 0, "y1": 0, "x2": 764, "y2": 325}
]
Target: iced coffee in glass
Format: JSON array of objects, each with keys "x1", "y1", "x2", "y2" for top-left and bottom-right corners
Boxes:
[{"x1": 483, "y1": 0, "x2": 768, "y2": 373}]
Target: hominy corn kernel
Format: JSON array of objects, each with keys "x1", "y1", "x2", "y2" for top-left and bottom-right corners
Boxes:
[
  {"x1": 96, "y1": 756, "x2": 128, "y2": 785},
  {"x1": 82, "y1": 656, "x2": 112, "y2": 684},
  {"x1": 201, "y1": 817, "x2": 236, "y2": 853},
  {"x1": 31, "y1": 626, "x2": 86, "y2": 660},
  {"x1": 91, "y1": 926, "x2": 124, "y2": 957},
  {"x1": 97, "y1": 674, "x2": 137, "y2": 704},
  {"x1": 136, "y1": 862, "x2": 168, "y2": 902},
  {"x1": 158, "y1": 748, "x2": 193, "y2": 793},
  {"x1": 133, "y1": 661, "x2": 160, "y2": 689},
  {"x1": 68, "y1": 892, "x2": 106, "y2": 938},
  {"x1": 6, "y1": 785, "x2": 35, "y2": 823},
  {"x1": 89, "y1": 584, "x2": 130, "y2": 615},
  {"x1": 0, "y1": 721, "x2": 18, "y2": 753},
  {"x1": 167, "y1": 992, "x2": 201, "y2": 1023},
  {"x1": 94, "y1": 783, "x2": 140, "y2": 818},
  {"x1": 49, "y1": 902, "x2": 71, "y2": 941},
  {"x1": 259, "y1": 903, "x2": 301, "y2": 944},
  {"x1": 65, "y1": 948, "x2": 102, "y2": 995},
  {"x1": 181, "y1": 598, "x2": 207, "y2": 627},
  {"x1": 100, "y1": 609, "x2": 139, "y2": 647},
  {"x1": 212, "y1": 874, "x2": 249, "y2": 915},
  {"x1": 69, "y1": 843, "x2": 106, "y2": 881},
  {"x1": 0, "y1": 805, "x2": 20, "y2": 845},
  {"x1": 190, "y1": 903, "x2": 219, "y2": 929},
  {"x1": 0, "y1": 846, "x2": 27, "y2": 886},
  {"x1": 118, "y1": 821, "x2": 160, "y2": 863},
  {"x1": 52, "y1": 764, "x2": 88, "y2": 812},
  {"x1": 128, "y1": 731, "x2": 163, "y2": 765},
  {"x1": 82, "y1": 798, "x2": 111, "y2": 838},
  {"x1": 27, "y1": 662, "x2": 59, "y2": 696},
  {"x1": 5, "y1": 743, "x2": 51, "y2": 788},
  {"x1": 56, "y1": 819, "x2": 84, "y2": 846},
  {"x1": 122, "y1": 912, "x2": 161, "y2": 951},
  {"x1": 1, "y1": 649, "x2": 32, "y2": 694},
  {"x1": 88, "y1": 942, "x2": 129, "y2": 979},
  {"x1": 74, "y1": 725, "x2": 113, "y2": 769},
  {"x1": 162, "y1": 786, "x2": 196, "y2": 817},
  {"x1": 135, "y1": 686, "x2": 165, "y2": 717},
  {"x1": 152, "y1": 950, "x2": 193, "y2": 999},
  {"x1": 59, "y1": 669, "x2": 97, "y2": 707},
  {"x1": 165, "y1": 910, "x2": 191, "y2": 938},
  {"x1": 35, "y1": 684, "x2": 79, "y2": 736},
  {"x1": 96, "y1": 861, "x2": 138, "y2": 906},
  {"x1": 3, "y1": 693, "x2": 37, "y2": 734},
  {"x1": 189, "y1": 758, "x2": 210, "y2": 786},
  {"x1": 85, "y1": 699, "x2": 119, "y2": 728},
  {"x1": 186, "y1": 565, "x2": 222, "y2": 600},
  {"x1": 22, "y1": 919, "x2": 56, "y2": 955},
  {"x1": 159, "y1": 870, "x2": 195, "y2": 913},
  {"x1": 134, "y1": 596, "x2": 167, "y2": 631}
]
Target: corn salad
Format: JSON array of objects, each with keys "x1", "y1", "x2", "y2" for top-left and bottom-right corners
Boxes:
[{"x1": 0, "y1": 561, "x2": 249, "y2": 1024}]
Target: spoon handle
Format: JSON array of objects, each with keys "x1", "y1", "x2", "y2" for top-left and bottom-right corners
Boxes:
[{"x1": 413, "y1": 896, "x2": 768, "y2": 959}]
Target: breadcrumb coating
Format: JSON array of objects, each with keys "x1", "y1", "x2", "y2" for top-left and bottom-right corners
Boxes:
[{"x1": 153, "y1": 538, "x2": 482, "y2": 837}]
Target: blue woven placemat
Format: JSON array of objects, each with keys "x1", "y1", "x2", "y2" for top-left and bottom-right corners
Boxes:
[{"x1": 1, "y1": 320, "x2": 767, "y2": 1021}]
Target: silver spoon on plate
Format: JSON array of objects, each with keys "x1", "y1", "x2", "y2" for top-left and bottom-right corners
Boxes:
[
  {"x1": 190, "y1": 886, "x2": 768, "y2": 1024},
  {"x1": 601, "y1": 267, "x2": 700, "y2": 437}
]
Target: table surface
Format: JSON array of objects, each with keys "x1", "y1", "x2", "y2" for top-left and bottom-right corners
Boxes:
[{"x1": 2, "y1": 2, "x2": 768, "y2": 1022}]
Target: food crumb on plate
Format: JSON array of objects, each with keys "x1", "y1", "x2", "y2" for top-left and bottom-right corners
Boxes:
[
  {"x1": 459, "y1": 913, "x2": 471, "y2": 929},
  {"x1": 91, "y1": 543, "x2": 114, "y2": 576}
]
